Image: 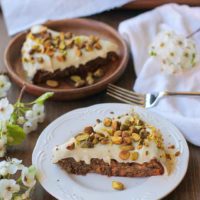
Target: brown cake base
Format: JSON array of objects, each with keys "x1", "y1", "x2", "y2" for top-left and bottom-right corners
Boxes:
[
  {"x1": 58, "y1": 158, "x2": 164, "y2": 177},
  {"x1": 33, "y1": 52, "x2": 117, "y2": 84}
]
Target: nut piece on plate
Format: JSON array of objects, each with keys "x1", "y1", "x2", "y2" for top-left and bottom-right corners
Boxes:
[
  {"x1": 46, "y1": 80, "x2": 59, "y2": 88},
  {"x1": 112, "y1": 181, "x2": 125, "y2": 191}
]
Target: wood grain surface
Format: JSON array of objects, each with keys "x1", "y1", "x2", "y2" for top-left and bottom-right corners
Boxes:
[{"x1": 0, "y1": 8, "x2": 199, "y2": 200}]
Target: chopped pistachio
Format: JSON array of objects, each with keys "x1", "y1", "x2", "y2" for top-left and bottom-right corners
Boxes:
[
  {"x1": 130, "y1": 151, "x2": 139, "y2": 161},
  {"x1": 46, "y1": 80, "x2": 59, "y2": 88},
  {"x1": 103, "y1": 118, "x2": 112, "y2": 127},
  {"x1": 119, "y1": 150, "x2": 130, "y2": 160},
  {"x1": 111, "y1": 136, "x2": 122, "y2": 144},
  {"x1": 132, "y1": 133, "x2": 140, "y2": 142},
  {"x1": 75, "y1": 133, "x2": 90, "y2": 142},
  {"x1": 120, "y1": 145, "x2": 134, "y2": 151},
  {"x1": 112, "y1": 181, "x2": 125, "y2": 191},
  {"x1": 93, "y1": 68, "x2": 104, "y2": 78}
]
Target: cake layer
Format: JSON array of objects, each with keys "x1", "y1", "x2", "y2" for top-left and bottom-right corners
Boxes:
[
  {"x1": 33, "y1": 52, "x2": 117, "y2": 83},
  {"x1": 58, "y1": 158, "x2": 164, "y2": 177}
]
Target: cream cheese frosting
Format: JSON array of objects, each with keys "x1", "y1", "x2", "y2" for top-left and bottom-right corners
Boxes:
[
  {"x1": 52, "y1": 113, "x2": 170, "y2": 173},
  {"x1": 21, "y1": 25, "x2": 119, "y2": 80}
]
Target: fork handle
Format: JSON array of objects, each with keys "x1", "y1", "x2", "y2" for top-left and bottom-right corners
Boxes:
[{"x1": 165, "y1": 91, "x2": 200, "y2": 96}]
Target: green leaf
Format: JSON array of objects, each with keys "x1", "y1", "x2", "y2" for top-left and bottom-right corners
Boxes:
[
  {"x1": 10, "y1": 112, "x2": 18, "y2": 124},
  {"x1": 28, "y1": 165, "x2": 37, "y2": 176},
  {"x1": 33, "y1": 92, "x2": 54, "y2": 105},
  {"x1": 7, "y1": 124, "x2": 26, "y2": 145}
]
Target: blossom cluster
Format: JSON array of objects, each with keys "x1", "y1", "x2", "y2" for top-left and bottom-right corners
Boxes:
[
  {"x1": 0, "y1": 90, "x2": 53, "y2": 157},
  {"x1": 0, "y1": 158, "x2": 37, "y2": 200},
  {"x1": 149, "y1": 30, "x2": 198, "y2": 74}
]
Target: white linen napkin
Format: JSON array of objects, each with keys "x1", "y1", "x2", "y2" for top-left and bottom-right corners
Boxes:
[
  {"x1": 119, "y1": 3, "x2": 200, "y2": 146},
  {"x1": 0, "y1": 0, "x2": 132, "y2": 36}
]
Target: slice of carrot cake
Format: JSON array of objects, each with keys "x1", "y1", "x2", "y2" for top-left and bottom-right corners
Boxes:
[
  {"x1": 52, "y1": 112, "x2": 169, "y2": 177},
  {"x1": 21, "y1": 25, "x2": 119, "y2": 84}
]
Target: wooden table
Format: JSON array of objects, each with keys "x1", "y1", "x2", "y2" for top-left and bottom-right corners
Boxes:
[{"x1": 0, "y1": 8, "x2": 199, "y2": 200}]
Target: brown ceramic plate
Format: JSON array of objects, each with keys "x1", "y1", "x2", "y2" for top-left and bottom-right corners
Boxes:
[{"x1": 4, "y1": 18, "x2": 128, "y2": 100}]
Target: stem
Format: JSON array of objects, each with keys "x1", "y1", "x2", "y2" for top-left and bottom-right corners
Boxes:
[
  {"x1": 17, "y1": 84, "x2": 26, "y2": 102},
  {"x1": 186, "y1": 27, "x2": 200, "y2": 38}
]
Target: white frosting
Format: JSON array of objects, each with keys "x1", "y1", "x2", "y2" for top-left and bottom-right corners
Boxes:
[
  {"x1": 52, "y1": 115, "x2": 168, "y2": 173},
  {"x1": 22, "y1": 25, "x2": 119, "y2": 80}
]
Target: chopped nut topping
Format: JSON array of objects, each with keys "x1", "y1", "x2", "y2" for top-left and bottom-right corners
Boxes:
[
  {"x1": 123, "y1": 137, "x2": 132, "y2": 145},
  {"x1": 120, "y1": 124, "x2": 129, "y2": 131},
  {"x1": 85, "y1": 43, "x2": 93, "y2": 51},
  {"x1": 112, "y1": 181, "x2": 125, "y2": 191},
  {"x1": 122, "y1": 131, "x2": 130, "y2": 137},
  {"x1": 70, "y1": 75, "x2": 82, "y2": 82},
  {"x1": 119, "y1": 150, "x2": 130, "y2": 160},
  {"x1": 94, "y1": 42, "x2": 102, "y2": 50},
  {"x1": 137, "y1": 145, "x2": 143, "y2": 150},
  {"x1": 46, "y1": 80, "x2": 59, "y2": 88},
  {"x1": 84, "y1": 126, "x2": 94, "y2": 134},
  {"x1": 56, "y1": 55, "x2": 66, "y2": 62},
  {"x1": 175, "y1": 151, "x2": 180, "y2": 157},
  {"x1": 75, "y1": 133, "x2": 90, "y2": 142},
  {"x1": 130, "y1": 151, "x2": 139, "y2": 161},
  {"x1": 93, "y1": 68, "x2": 104, "y2": 78},
  {"x1": 112, "y1": 121, "x2": 121, "y2": 131},
  {"x1": 37, "y1": 57, "x2": 44, "y2": 63},
  {"x1": 65, "y1": 32, "x2": 73, "y2": 39},
  {"x1": 103, "y1": 118, "x2": 112, "y2": 127},
  {"x1": 66, "y1": 143, "x2": 75, "y2": 150},
  {"x1": 111, "y1": 136, "x2": 122, "y2": 144},
  {"x1": 114, "y1": 130, "x2": 122, "y2": 137},
  {"x1": 120, "y1": 145, "x2": 134, "y2": 151},
  {"x1": 75, "y1": 48, "x2": 82, "y2": 57},
  {"x1": 168, "y1": 145, "x2": 175, "y2": 149},
  {"x1": 86, "y1": 73, "x2": 94, "y2": 85},
  {"x1": 100, "y1": 138, "x2": 110, "y2": 145},
  {"x1": 132, "y1": 133, "x2": 140, "y2": 142}
]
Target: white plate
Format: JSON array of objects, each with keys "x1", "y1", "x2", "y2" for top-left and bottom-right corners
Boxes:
[{"x1": 32, "y1": 103, "x2": 189, "y2": 200}]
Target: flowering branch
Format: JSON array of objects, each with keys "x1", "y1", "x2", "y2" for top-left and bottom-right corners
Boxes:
[
  {"x1": 0, "y1": 85, "x2": 53, "y2": 157},
  {"x1": 0, "y1": 158, "x2": 37, "y2": 200}
]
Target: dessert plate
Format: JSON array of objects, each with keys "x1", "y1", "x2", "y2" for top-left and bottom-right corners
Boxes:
[
  {"x1": 4, "y1": 19, "x2": 128, "y2": 100},
  {"x1": 32, "y1": 103, "x2": 189, "y2": 200}
]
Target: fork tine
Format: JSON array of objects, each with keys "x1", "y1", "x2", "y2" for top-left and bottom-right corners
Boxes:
[
  {"x1": 107, "y1": 92, "x2": 139, "y2": 105},
  {"x1": 108, "y1": 84, "x2": 144, "y2": 101},
  {"x1": 107, "y1": 87, "x2": 145, "y2": 103},
  {"x1": 107, "y1": 90, "x2": 144, "y2": 106}
]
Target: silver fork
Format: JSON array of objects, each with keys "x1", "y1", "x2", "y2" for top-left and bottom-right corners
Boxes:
[{"x1": 107, "y1": 84, "x2": 200, "y2": 108}]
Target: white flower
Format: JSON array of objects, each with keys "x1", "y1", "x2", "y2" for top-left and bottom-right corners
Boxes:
[
  {"x1": 21, "y1": 166, "x2": 36, "y2": 188},
  {"x1": 13, "y1": 188, "x2": 31, "y2": 200},
  {"x1": 21, "y1": 188, "x2": 31, "y2": 199},
  {"x1": 23, "y1": 119, "x2": 38, "y2": 134},
  {"x1": 25, "y1": 110, "x2": 35, "y2": 121},
  {"x1": 17, "y1": 116, "x2": 25, "y2": 125},
  {"x1": 32, "y1": 104, "x2": 45, "y2": 123},
  {"x1": 0, "y1": 158, "x2": 23, "y2": 176},
  {"x1": 0, "y1": 179, "x2": 20, "y2": 200},
  {"x1": 0, "y1": 75, "x2": 11, "y2": 98},
  {"x1": 0, "y1": 135, "x2": 7, "y2": 157},
  {"x1": 0, "y1": 98, "x2": 14, "y2": 121}
]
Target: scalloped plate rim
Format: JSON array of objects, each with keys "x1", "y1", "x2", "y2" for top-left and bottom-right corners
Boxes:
[{"x1": 32, "y1": 103, "x2": 189, "y2": 200}]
